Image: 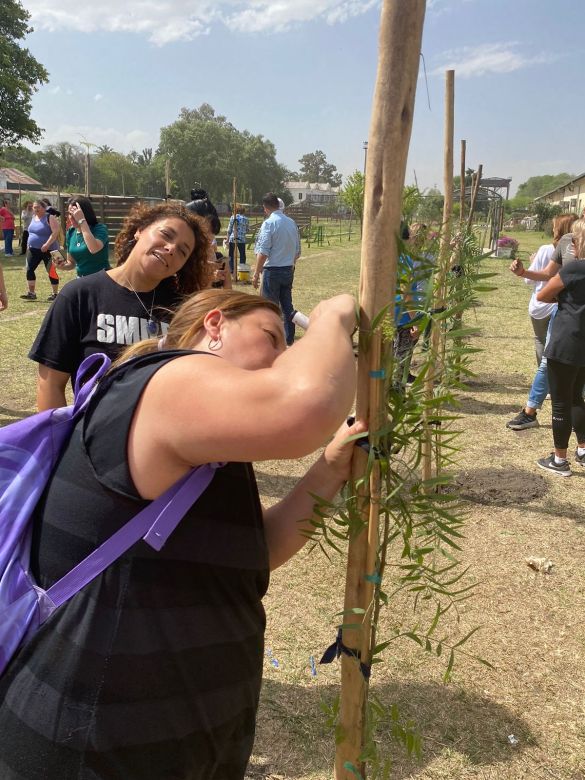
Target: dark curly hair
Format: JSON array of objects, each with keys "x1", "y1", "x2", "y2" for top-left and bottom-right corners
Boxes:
[{"x1": 114, "y1": 202, "x2": 212, "y2": 295}]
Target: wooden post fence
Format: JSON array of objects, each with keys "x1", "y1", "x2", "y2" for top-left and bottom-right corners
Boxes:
[{"x1": 335, "y1": 2, "x2": 426, "y2": 777}]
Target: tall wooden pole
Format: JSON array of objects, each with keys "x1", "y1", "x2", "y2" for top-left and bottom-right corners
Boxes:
[
  {"x1": 335, "y1": 2, "x2": 426, "y2": 777},
  {"x1": 422, "y1": 69, "x2": 454, "y2": 484},
  {"x1": 165, "y1": 159, "x2": 171, "y2": 199},
  {"x1": 460, "y1": 139, "x2": 466, "y2": 226},
  {"x1": 466, "y1": 163, "x2": 482, "y2": 233},
  {"x1": 232, "y1": 177, "x2": 238, "y2": 283}
]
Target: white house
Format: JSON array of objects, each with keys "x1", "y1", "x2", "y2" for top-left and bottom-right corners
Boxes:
[
  {"x1": 285, "y1": 181, "x2": 341, "y2": 205},
  {"x1": 533, "y1": 172, "x2": 585, "y2": 215}
]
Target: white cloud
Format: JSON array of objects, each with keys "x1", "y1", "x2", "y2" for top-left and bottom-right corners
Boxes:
[
  {"x1": 30, "y1": 124, "x2": 155, "y2": 154},
  {"x1": 21, "y1": 0, "x2": 377, "y2": 45},
  {"x1": 94, "y1": 93, "x2": 103, "y2": 102},
  {"x1": 430, "y1": 42, "x2": 555, "y2": 78},
  {"x1": 48, "y1": 85, "x2": 61, "y2": 94}
]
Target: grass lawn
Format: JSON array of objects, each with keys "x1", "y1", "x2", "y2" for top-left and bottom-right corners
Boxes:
[{"x1": 2, "y1": 229, "x2": 583, "y2": 779}]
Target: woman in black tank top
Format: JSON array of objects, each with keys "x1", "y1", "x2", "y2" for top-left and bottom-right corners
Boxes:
[{"x1": 0, "y1": 288, "x2": 364, "y2": 780}]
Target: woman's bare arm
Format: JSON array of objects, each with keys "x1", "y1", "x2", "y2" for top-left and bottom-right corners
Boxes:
[
  {"x1": 536, "y1": 274, "x2": 565, "y2": 303},
  {"x1": 37, "y1": 364, "x2": 70, "y2": 410}
]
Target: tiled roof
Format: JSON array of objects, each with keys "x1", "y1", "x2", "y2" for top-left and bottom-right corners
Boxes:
[{"x1": 0, "y1": 167, "x2": 43, "y2": 187}]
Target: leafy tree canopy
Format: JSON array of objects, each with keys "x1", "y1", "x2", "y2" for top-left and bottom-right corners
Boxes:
[
  {"x1": 158, "y1": 104, "x2": 288, "y2": 202},
  {"x1": 295, "y1": 150, "x2": 342, "y2": 187},
  {"x1": 340, "y1": 170, "x2": 364, "y2": 225},
  {"x1": 517, "y1": 173, "x2": 575, "y2": 199},
  {"x1": 0, "y1": 0, "x2": 48, "y2": 149}
]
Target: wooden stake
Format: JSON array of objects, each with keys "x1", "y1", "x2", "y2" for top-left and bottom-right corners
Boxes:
[
  {"x1": 165, "y1": 158, "x2": 171, "y2": 199},
  {"x1": 422, "y1": 69, "x2": 454, "y2": 484},
  {"x1": 459, "y1": 140, "x2": 466, "y2": 226},
  {"x1": 465, "y1": 163, "x2": 482, "y2": 233},
  {"x1": 336, "y1": 2, "x2": 426, "y2": 777},
  {"x1": 232, "y1": 177, "x2": 237, "y2": 283}
]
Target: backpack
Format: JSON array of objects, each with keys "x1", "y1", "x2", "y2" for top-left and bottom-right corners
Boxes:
[{"x1": 0, "y1": 352, "x2": 220, "y2": 676}]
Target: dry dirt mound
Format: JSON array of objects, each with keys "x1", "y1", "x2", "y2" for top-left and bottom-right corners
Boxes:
[{"x1": 454, "y1": 467, "x2": 548, "y2": 506}]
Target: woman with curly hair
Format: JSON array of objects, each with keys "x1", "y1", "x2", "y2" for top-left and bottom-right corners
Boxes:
[{"x1": 29, "y1": 202, "x2": 212, "y2": 410}]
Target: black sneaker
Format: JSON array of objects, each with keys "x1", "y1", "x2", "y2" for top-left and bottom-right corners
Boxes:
[
  {"x1": 47, "y1": 293, "x2": 58, "y2": 301},
  {"x1": 507, "y1": 409, "x2": 539, "y2": 430},
  {"x1": 19, "y1": 291, "x2": 37, "y2": 300},
  {"x1": 575, "y1": 449, "x2": 585, "y2": 467},
  {"x1": 536, "y1": 454, "x2": 571, "y2": 477}
]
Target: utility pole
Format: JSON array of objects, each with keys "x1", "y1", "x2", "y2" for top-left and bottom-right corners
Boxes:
[{"x1": 79, "y1": 137, "x2": 97, "y2": 197}]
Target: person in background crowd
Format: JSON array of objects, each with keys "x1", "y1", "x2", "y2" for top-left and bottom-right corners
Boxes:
[
  {"x1": 506, "y1": 213, "x2": 578, "y2": 430},
  {"x1": 534, "y1": 219, "x2": 585, "y2": 476},
  {"x1": 52, "y1": 197, "x2": 110, "y2": 277},
  {"x1": 0, "y1": 199, "x2": 16, "y2": 256},
  {"x1": 29, "y1": 202, "x2": 212, "y2": 410},
  {"x1": 20, "y1": 199, "x2": 60, "y2": 301},
  {"x1": 227, "y1": 205, "x2": 250, "y2": 273},
  {"x1": 0, "y1": 288, "x2": 361, "y2": 780},
  {"x1": 186, "y1": 189, "x2": 231, "y2": 289},
  {"x1": 253, "y1": 192, "x2": 301, "y2": 347},
  {"x1": 20, "y1": 200, "x2": 34, "y2": 255}
]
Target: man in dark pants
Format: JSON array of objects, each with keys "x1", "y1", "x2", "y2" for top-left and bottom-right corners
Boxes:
[{"x1": 253, "y1": 193, "x2": 301, "y2": 346}]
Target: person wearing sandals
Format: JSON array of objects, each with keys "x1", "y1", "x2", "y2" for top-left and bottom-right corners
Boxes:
[
  {"x1": 20, "y1": 199, "x2": 61, "y2": 301},
  {"x1": 535, "y1": 218, "x2": 585, "y2": 476}
]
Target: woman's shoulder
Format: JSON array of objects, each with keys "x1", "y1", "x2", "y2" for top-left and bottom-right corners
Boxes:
[
  {"x1": 93, "y1": 222, "x2": 109, "y2": 236},
  {"x1": 60, "y1": 270, "x2": 113, "y2": 297}
]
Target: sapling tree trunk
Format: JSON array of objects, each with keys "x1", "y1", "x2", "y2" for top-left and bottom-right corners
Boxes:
[
  {"x1": 466, "y1": 164, "x2": 483, "y2": 233},
  {"x1": 335, "y1": 2, "x2": 426, "y2": 777},
  {"x1": 460, "y1": 140, "x2": 466, "y2": 226},
  {"x1": 422, "y1": 69, "x2": 454, "y2": 484}
]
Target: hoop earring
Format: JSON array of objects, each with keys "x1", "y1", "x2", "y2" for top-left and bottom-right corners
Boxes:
[{"x1": 208, "y1": 337, "x2": 223, "y2": 351}]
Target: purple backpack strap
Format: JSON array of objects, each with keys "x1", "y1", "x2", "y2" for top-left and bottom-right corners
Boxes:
[
  {"x1": 72, "y1": 353, "x2": 112, "y2": 412},
  {"x1": 46, "y1": 463, "x2": 221, "y2": 610}
]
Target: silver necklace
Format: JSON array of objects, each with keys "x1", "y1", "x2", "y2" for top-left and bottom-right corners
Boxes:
[{"x1": 126, "y1": 279, "x2": 158, "y2": 335}]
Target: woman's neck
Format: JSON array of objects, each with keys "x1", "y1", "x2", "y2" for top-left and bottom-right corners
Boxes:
[{"x1": 107, "y1": 263, "x2": 159, "y2": 293}]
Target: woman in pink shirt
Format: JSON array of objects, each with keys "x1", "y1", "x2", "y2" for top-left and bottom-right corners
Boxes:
[{"x1": 0, "y1": 200, "x2": 16, "y2": 256}]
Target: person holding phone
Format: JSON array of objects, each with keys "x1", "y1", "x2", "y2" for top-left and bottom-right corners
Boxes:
[{"x1": 54, "y1": 196, "x2": 110, "y2": 277}]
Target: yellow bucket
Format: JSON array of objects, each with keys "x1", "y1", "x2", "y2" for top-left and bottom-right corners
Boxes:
[{"x1": 237, "y1": 265, "x2": 251, "y2": 282}]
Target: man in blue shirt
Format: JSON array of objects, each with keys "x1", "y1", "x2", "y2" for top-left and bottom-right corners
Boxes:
[{"x1": 253, "y1": 193, "x2": 301, "y2": 346}]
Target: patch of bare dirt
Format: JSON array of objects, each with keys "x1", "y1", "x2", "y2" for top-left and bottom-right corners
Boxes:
[{"x1": 453, "y1": 467, "x2": 548, "y2": 506}]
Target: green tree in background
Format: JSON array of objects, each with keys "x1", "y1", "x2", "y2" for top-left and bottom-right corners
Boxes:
[
  {"x1": 295, "y1": 149, "x2": 342, "y2": 187},
  {"x1": 92, "y1": 152, "x2": 138, "y2": 196},
  {"x1": 417, "y1": 188, "x2": 444, "y2": 223},
  {"x1": 534, "y1": 201, "x2": 562, "y2": 231},
  {"x1": 36, "y1": 142, "x2": 84, "y2": 190},
  {"x1": 158, "y1": 103, "x2": 287, "y2": 202},
  {"x1": 340, "y1": 170, "x2": 365, "y2": 225},
  {"x1": 517, "y1": 173, "x2": 574, "y2": 199},
  {"x1": 0, "y1": 0, "x2": 48, "y2": 149}
]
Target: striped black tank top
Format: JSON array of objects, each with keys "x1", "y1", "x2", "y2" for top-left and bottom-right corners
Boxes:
[{"x1": 0, "y1": 351, "x2": 269, "y2": 779}]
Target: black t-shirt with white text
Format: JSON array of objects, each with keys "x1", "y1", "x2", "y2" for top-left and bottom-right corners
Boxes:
[{"x1": 29, "y1": 271, "x2": 181, "y2": 381}]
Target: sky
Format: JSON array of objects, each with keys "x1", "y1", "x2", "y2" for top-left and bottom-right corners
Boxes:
[{"x1": 17, "y1": 0, "x2": 584, "y2": 196}]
